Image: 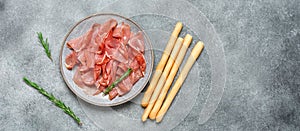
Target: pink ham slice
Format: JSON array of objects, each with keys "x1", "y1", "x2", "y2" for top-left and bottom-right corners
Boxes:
[
  {"x1": 81, "y1": 70, "x2": 95, "y2": 86},
  {"x1": 116, "y1": 68, "x2": 125, "y2": 77},
  {"x1": 127, "y1": 44, "x2": 146, "y2": 75},
  {"x1": 116, "y1": 77, "x2": 133, "y2": 96},
  {"x1": 73, "y1": 69, "x2": 85, "y2": 88},
  {"x1": 106, "y1": 47, "x2": 128, "y2": 63},
  {"x1": 112, "y1": 22, "x2": 131, "y2": 45},
  {"x1": 135, "y1": 53, "x2": 146, "y2": 75},
  {"x1": 95, "y1": 52, "x2": 110, "y2": 65},
  {"x1": 86, "y1": 24, "x2": 102, "y2": 53},
  {"x1": 130, "y1": 69, "x2": 143, "y2": 84},
  {"x1": 67, "y1": 23, "x2": 100, "y2": 52},
  {"x1": 109, "y1": 88, "x2": 118, "y2": 100},
  {"x1": 65, "y1": 51, "x2": 77, "y2": 70},
  {"x1": 98, "y1": 19, "x2": 117, "y2": 36},
  {"x1": 94, "y1": 65, "x2": 101, "y2": 82},
  {"x1": 107, "y1": 60, "x2": 118, "y2": 86},
  {"x1": 129, "y1": 58, "x2": 144, "y2": 84},
  {"x1": 118, "y1": 62, "x2": 129, "y2": 73},
  {"x1": 118, "y1": 43, "x2": 128, "y2": 60},
  {"x1": 77, "y1": 50, "x2": 95, "y2": 71},
  {"x1": 128, "y1": 31, "x2": 144, "y2": 53},
  {"x1": 104, "y1": 31, "x2": 128, "y2": 63},
  {"x1": 86, "y1": 51, "x2": 95, "y2": 68}
]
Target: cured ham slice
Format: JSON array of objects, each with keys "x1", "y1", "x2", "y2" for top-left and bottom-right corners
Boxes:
[
  {"x1": 95, "y1": 53, "x2": 110, "y2": 65},
  {"x1": 109, "y1": 88, "x2": 118, "y2": 100},
  {"x1": 106, "y1": 47, "x2": 128, "y2": 63},
  {"x1": 67, "y1": 23, "x2": 100, "y2": 52},
  {"x1": 81, "y1": 70, "x2": 95, "y2": 86},
  {"x1": 77, "y1": 50, "x2": 95, "y2": 69},
  {"x1": 135, "y1": 54, "x2": 146, "y2": 75},
  {"x1": 130, "y1": 68, "x2": 143, "y2": 84},
  {"x1": 94, "y1": 64, "x2": 102, "y2": 80},
  {"x1": 65, "y1": 18, "x2": 146, "y2": 100},
  {"x1": 65, "y1": 51, "x2": 77, "y2": 70},
  {"x1": 113, "y1": 22, "x2": 131, "y2": 45},
  {"x1": 73, "y1": 69, "x2": 85, "y2": 88},
  {"x1": 128, "y1": 31, "x2": 144, "y2": 53},
  {"x1": 116, "y1": 77, "x2": 133, "y2": 96}
]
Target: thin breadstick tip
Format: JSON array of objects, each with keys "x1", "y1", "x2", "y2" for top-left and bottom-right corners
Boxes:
[
  {"x1": 142, "y1": 116, "x2": 147, "y2": 122},
  {"x1": 176, "y1": 22, "x2": 183, "y2": 28},
  {"x1": 197, "y1": 41, "x2": 204, "y2": 46},
  {"x1": 185, "y1": 34, "x2": 192, "y2": 39},
  {"x1": 156, "y1": 115, "x2": 163, "y2": 123},
  {"x1": 141, "y1": 103, "x2": 148, "y2": 108},
  {"x1": 172, "y1": 22, "x2": 183, "y2": 36}
]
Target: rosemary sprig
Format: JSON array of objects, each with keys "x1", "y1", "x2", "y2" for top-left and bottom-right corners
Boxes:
[
  {"x1": 37, "y1": 32, "x2": 53, "y2": 61},
  {"x1": 103, "y1": 68, "x2": 133, "y2": 95},
  {"x1": 23, "y1": 77, "x2": 82, "y2": 126}
]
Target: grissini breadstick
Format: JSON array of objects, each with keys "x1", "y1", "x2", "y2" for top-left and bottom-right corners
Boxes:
[
  {"x1": 142, "y1": 37, "x2": 184, "y2": 121},
  {"x1": 141, "y1": 22, "x2": 183, "y2": 107},
  {"x1": 149, "y1": 34, "x2": 192, "y2": 119},
  {"x1": 156, "y1": 41, "x2": 204, "y2": 122}
]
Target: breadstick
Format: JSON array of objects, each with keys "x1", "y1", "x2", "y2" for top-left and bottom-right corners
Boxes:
[
  {"x1": 149, "y1": 34, "x2": 192, "y2": 119},
  {"x1": 156, "y1": 41, "x2": 204, "y2": 122},
  {"x1": 141, "y1": 22, "x2": 183, "y2": 107},
  {"x1": 142, "y1": 37, "x2": 184, "y2": 121}
]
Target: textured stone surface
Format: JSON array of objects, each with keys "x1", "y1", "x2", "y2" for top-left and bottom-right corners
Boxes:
[{"x1": 0, "y1": 0, "x2": 299, "y2": 130}]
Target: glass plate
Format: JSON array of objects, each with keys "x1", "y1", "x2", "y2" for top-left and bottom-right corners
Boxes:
[{"x1": 79, "y1": 0, "x2": 226, "y2": 130}]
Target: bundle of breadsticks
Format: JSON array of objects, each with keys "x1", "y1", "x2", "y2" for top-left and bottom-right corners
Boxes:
[{"x1": 141, "y1": 22, "x2": 205, "y2": 122}]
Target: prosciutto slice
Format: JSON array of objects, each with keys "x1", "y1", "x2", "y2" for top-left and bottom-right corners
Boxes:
[
  {"x1": 67, "y1": 23, "x2": 100, "y2": 52},
  {"x1": 65, "y1": 19, "x2": 146, "y2": 100},
  {"x1": 128, "y1": 31, "x2": 145, "y2": 53},
  {"x1": 65, "y1": 51, "x2": 77, "y2": 70}
]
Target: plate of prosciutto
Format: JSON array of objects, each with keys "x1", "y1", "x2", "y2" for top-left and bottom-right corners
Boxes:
[{"x1": 60, "y1": 13, "x2": 154, "y2": 106}]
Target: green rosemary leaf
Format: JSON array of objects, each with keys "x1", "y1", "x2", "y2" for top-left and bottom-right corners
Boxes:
[
  {"x1": 37, "y1": 32, "x2": 53, "y2": 62},
  {"x1": 103, "y1": 68, "x2": 132, "y2": 95},
  {"x1": 23, "y1": 77, "x2": 82, "y2": 126}
]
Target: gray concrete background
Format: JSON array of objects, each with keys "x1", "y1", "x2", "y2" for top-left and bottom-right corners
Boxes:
[{"x1": 0, "y1": 0, "x2": 299, "y2": 130}]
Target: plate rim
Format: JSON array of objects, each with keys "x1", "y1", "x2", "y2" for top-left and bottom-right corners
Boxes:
[{"x1": 59, "y1": 13, "x2": 154, "y2": 106}]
